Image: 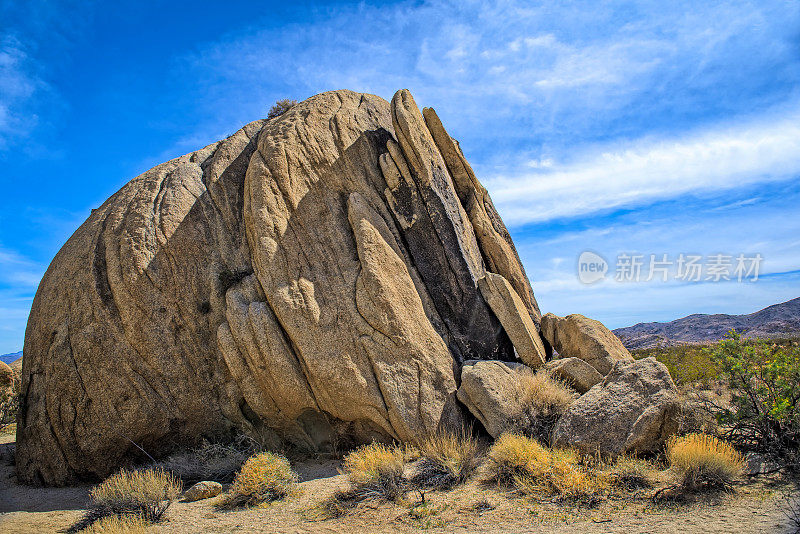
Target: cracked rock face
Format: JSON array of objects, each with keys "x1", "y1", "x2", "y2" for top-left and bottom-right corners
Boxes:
[{"x1": 16, "y1": 89, "x2": 540, "y2": 485}]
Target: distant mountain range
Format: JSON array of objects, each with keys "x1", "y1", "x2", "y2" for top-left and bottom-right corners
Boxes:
[
  {"x1": 0, "y1": 351, "x2": 22, "y2": 365},
  {"x1": 614, "y1": 297, "x2": 800, "y2": 350}
]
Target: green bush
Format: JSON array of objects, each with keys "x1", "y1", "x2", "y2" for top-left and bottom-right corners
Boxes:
[
  {"x1": 709, "y1": 331, "x2": 800, "y2": 470},
  {"x1": 633, "y1": 344, "x2": 721, "y2": 386}
]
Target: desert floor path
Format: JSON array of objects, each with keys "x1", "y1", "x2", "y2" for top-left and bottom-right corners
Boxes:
[{"x1": 1, "y1": 432, "x2": 797, "y2": 534}]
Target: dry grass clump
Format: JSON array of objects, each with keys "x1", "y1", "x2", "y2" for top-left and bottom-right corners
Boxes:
[
  {"x1": 323, "y1": 443, "x2": 406, "y2": 517},
  {"x1": 511, "y1": 369, "x2": 577, "y2": 441},
  {"x1": 69, "y1": 468, "x2": 181, "y2": 532},
  {"x1": 605, "y1": 455, "x2": 655, "y2": 491},
  {"x1": 342, "y1": 442, "x2": 405, "y2": 499},
  {"x1": 154, "y1": 435, "x2": 259, "y2": 483},
  {"x1": 77, "y1": 514, "x2": 150, "y2": 533},
  {"x1": 486, "y1": 433, "x2": 549, "y2": 485},
  {"x1": 218, "y1": 452, "x2": 297, "y2": 509},
  {"x1": 410, "y1": 430, "x2": 483, "y2": 489},
  {"x1": 486, "y1": 433, "x2": 604, "y2": 501},
  {"x1": 667, "y1": 433, "x2": 744, "y2": 491}
]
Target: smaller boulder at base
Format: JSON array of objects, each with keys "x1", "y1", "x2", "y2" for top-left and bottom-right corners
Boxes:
[
  {"x1": 540, "y1": 313, "x2": 633, "y2": 375},
  {"x1": 183, "y1": 480, "x2": 223, "y2": 502},
  {"x1": 552, "y1": 357, "x2": 680, "y2": 456},
  {"x1": 457, "y1": 360, "x2": 531, "y2": 438},
  {"x1": 545, "y1": 357, "x2": 602, "y2": 394}
]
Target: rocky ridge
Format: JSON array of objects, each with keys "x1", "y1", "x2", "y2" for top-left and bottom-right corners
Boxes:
[{"x1": 614, "y1": 297, "x2": 800, "y2": 349}]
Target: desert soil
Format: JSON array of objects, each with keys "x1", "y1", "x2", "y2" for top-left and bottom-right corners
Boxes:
[{"x1": 1, "y1": 431, "x2": 797, "y2": 534}]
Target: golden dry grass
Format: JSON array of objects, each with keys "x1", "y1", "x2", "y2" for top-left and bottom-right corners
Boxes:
[
  {"x1": 219, "y1": 452, "x2": 297, "y2": 509},
  {"x1": 78, "y1": 514, "x2": 150, "y2": 533},
  {"x1": 518, "y1": 369, "x2": 576, "y2": 415},
  {"x1": 69, "y1": 468, "x2": 181, "y2": 532},
  {"x1": 510, "y1": 369, "x2": 577, "y2": 440},
  {"x1": 411, "y1": 431, "x2": 483, "y2": 489},
  {"x1": 486, "y1": 433, "x2": 549, "y2": 485},
  {"x1": 603, "y1": 455, "x2": 655, "y2": 491},
  {"x1": 667, "y1": 433, "x2": 744, "y2": 490},
  {"x1": 342, "y1": 442, "x2": 405, "y2": 487},
  {"x1": 486, "y1": 433, "x2": 605, "y2": 500},
  {"x1": 322, "y1": 442, "x2": 407, "y2": 516},
  {"x1": 90, "y1": 468, "x2": 181, "y2": 519}
]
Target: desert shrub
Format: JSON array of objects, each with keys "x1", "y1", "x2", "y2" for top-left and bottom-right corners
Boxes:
[
  {"x1": 513, "y1": 447, "x2": 599, "y2": 500},
  {"x1": 781, "y1": 492, "x2": 800, "y2": 532},
  {"x1": 676, "y1": 396, "x2": 718, "y2": 436},
  {"x1": 667, "y1": 433, "x2": 744, "y2": 491},
  {"x1": 218, "y1": 451, "x2": 297, "y2": 509},
  {"x1": 78, "y1": 514, "x2": 149, "y2": 533},
  {"x1": 154, "y1": 435, "x2": 259, "y2": 483},
  {"x1": 0, "y1": 390, "x2": 17, "y2": 427},
  {"x1": 70, "y1": 468, "x2": 181, "y2": 532},
  {"x1": 410, "y1": 430, "x2": 483, "y2": 489},
  {"x1": 605, "y1": 456, "x2": 654, "y2": 491},
  {"x1": 634, "y1": 344, "x2": 722, "y2": 386},
  {"x1": 323, "y1": 442, "x2": 406, "y2": 517},
  {"x1": 342, "y1": 442, "x2": 405, "y2": 499},
  {"x1": 510, "y1": 369, "x2": 576, "y2": 441},
  {"x1": 0, "y1": 368, "x2": 19, "y2": 426},
  {"x1": 486, "y1": 433, "x2": 548, "y2": 485},
  {"x1": 708, "y1": 331, "x2": 800, "y2": 469},
  {"x1": 267, "y1": 99, "x2": 297, "y2": 119},
  {"x1": 485, "y1": 433, "x2": 603, "y2": 500}
]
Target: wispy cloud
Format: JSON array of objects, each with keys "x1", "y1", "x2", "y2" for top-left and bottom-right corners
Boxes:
[
  {"x1": 0, "y1": 247, "x2": 44, "y2": 289},
  {"x1": 0, "y1": 246, "x2": 43, "y2": 352},
  {"x1": 514, "y1": 180, "x2": 800, "y2": 325},
  {"x1": 177, "y1": 0, "x2": 800, "y2": 157},
  {"x1": 0, "y1": 35, "x2": 42, "y2": 149},
  {"x1": 487, "y1": 103, "x2": 800, "y2": 224}
]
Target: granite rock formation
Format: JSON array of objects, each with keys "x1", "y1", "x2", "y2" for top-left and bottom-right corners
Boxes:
[{"x1": 17, "y1": 89, "x2": 540, "y2": 485}]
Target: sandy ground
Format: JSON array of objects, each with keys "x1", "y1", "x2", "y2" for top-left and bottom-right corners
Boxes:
[{"x1": 1, "y1": 431, "x2": 798, "y2": 534}]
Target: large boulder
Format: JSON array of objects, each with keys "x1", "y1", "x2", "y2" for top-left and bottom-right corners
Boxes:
[
  {"x1": 540, "y1": 313, "x2": 633, "y2": 375},
  {"x1": 545, "y1": 357, "x2": 602, "y2": 394},
  {"x1": 17, "y1": 89, "x2": 541, "y2": 485},
  {"x1": 552, "y1": 357, "x2": 680, "y2": 456},
  {"x1": 456, "y1": 360, "x2": 530, "y2": 438}
]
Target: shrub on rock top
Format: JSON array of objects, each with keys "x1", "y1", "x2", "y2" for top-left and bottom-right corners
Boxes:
[{"x1": 267, "y1": 99, "x2": 297, "y2": 119}]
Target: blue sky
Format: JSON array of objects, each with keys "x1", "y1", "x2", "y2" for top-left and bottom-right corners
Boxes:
[{"x1": 1, "y1": 0, "x2": 799, "y2": 354}]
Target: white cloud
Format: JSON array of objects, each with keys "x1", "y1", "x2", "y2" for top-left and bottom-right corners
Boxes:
[
  {"x1": 177, "y1": 0, "x2": 799, "y2": 155},
  {"x1": 0, "y1": 247, "x2": 42, "y2": 353},
  {"x1": 0, "y1": 36, "x2": 41, "y2": 148},
  {"x1": 488, "y1": 104, "x2": 800, "y2": 224},
  {"x1": 0, "y1": 247, "x2": 44, "y2": 288}
]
